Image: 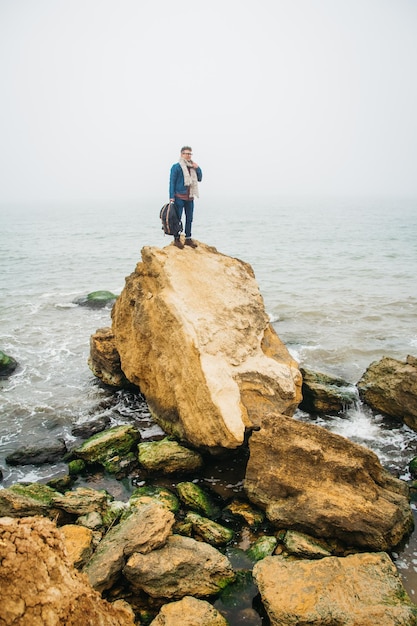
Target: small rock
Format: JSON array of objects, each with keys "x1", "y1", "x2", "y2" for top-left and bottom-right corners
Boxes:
[
  {"x1": 138, "y1": 438, "x2": 203, "y2": 474},
  {"x1": 0, "y1": 349, "x2": 18, "y2": 377},
  {"x1": 184, "y1": 512, "x2": 234, "y2": 546},
  {"x1": 150, "y1": 596, "x2": 228, "y2": 626},
  {"x1": 75, "y1": 291, "x2": 118, "y2": 309},
  {"x1": 177, "y1": 481, "x2": 220, "y2": 518},
  {"x1": 246, "y1": 535, "x2": 277, "y2": 562}
]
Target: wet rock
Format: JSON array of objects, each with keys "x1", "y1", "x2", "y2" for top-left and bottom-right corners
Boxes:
[
  {"x1": 245, "y1": 413, "x2": 413, "y2": 551},
  {"x1": 358, "y1": 355, "x2": 417, "y2": 431},
  {"x1": 222, "y1": 499, "x2": 265, "y2": 529},
  {"x1": 177, "y1": 481, "x2": 220, "y2": 518},
  {"x1": 253, "y1": 552, "x2": 417, "y2": 625},
  {"x1": 60, "y1": 524, "x2": 94, "y2": 568},
  {"x1": 75, "y1": 290, "x2": 118, "y2": 308},
  {"x1": 0, "y1": 516, "x2": 135, "y2": 626},
  {"x1": 72, "y1": 424, "x2": 141, "y2": 474},
  {"x1": 150, "y1": 596, "x2": 228, "y2": 626},
  {"x1": 282, "y1": 529, "x2": 333, "y2": 558},
  {"x1": 246, "y1": 535, "x2": 277, "y2": 562},
  {"x1": 0, "y1": 482, "x2": 61, "y2": 518},
  {"x1": 0, "y1": 349, "x2": 18, "y2": 377},
  {"x1": 300, "y1": 367, "x2": 357, "y2": 414},
  {"x1": 184, "y1": 512, "x2": 234, "y2": 546},
  {"x1": 68, "y1": 458, "x2": 87, "y2": 475},
  {"x1": 88, "y1": 327, "x2": 129, "y2": 388},
  {"x1": 138, "y1": 437, "x2": 203, "y2": 474},
  {"x1": 71, "y1": 414, "x2": 111, "y2": 438},
  {"x1": 130, "y1": 485, "x2": 180, "y2": 513},
  {"x1": 109, "y1": 243, "x2": 301, "y2": 450},
  {"x1": 84, "y1": 501, "x2": 175, "y2": 593},
  {"x1": 123, "y1": 534, "x2": 236, "y2": 599},
  {"x1": 5, "y1": 438, "x2": 67, "y2": 465},
  {"x1": 52, "y1": 486, "x2": 110, "y2": 516}
]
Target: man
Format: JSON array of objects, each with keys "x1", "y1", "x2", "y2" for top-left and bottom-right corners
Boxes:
[{"x1": 169, "y1": 146, "x2": 202, "y2": 249}]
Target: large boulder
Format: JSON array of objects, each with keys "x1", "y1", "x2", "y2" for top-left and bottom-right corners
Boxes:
[
  {"x1": 245, "y1": 413, "x2": 413, "y2": 551},
  {"x1": 84, "y1": 501, "x2": 175, "y2": 593},
  {"x1": 358, "y1": 355, "x2": 417, "y2": 431},
  {"x1": 253, "y1": 552, "x2": 417, "y2": 625},
  {"x1": 0, "y1": 516, "x2": 135, "y2": 625},
  {"x1": 300, "y1": 367, "x2": 357, "y2": 414},
  {"x1": 123, "y1": 534, "x2": 235, "y2": 599},
  {"x1": 109, "y1": 243, "x2": 302, "y2": 451}
]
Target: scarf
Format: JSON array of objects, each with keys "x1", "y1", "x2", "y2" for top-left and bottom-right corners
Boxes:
[{"x1": 179, "y1": 158, "x2": 199, "y2": 198}]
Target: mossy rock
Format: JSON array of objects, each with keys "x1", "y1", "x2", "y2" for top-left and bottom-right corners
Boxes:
[
  {"x1": 176, "y1": 481, "x2": 220, "y2": 518},
  {"x1": 0, "y1": 350, "x2": 18, "y2": 378},
  {"x1": 185, "y1": 511, "x2": 234, "y2": 546},
  {"x1": 409, "y1": 457, "x2": 417, "y2": 478},
  {"x1": 138, "y1": 438, "x2": 203, "y2": 474},
  {"x1": 130, "y1": 485, "x2": 180, "y2": 513},
  {"x1": 0, "y1": 482, "x2": 60, "y2": 517},
  {"x1": 75, "y1": 290, "x2": 118, "y2": 309},
  {"x1": 73, "y1": 425, "x2": 141, "y2": 472},
  {"x1": 246, "y1": 535, "x2": 278, "y2": 562}
]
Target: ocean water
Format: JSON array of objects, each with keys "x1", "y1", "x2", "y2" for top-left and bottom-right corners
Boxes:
[{"x1": 1, "y1": 196, "x2": 417, "y2": 599}]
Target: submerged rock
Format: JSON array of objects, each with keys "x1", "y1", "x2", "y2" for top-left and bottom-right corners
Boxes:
[
  {"x1": 253, "y1": 552, "x2": 417, "y2": 625},
  {"x1": 300, "y1": 367, "x2": 357, "y2": 414},
  {"x1": 358, "y1": 355, "x2": 417, "y2": 431},
  {"x1": 5, "y1": 438, "x2": 67, "y2": 466},
  {"x1": 245, "y1": 413, "x2": 413, "y2": 551},
  {"x1": 109, "y1": 243, "x2": 301, "y2": 450},
  {"x1": 0, "y1": 349, "x2": 18, "y2": 377},
  {"x1": 75, "y1": 290, "x2": 118, "y2": 308}
]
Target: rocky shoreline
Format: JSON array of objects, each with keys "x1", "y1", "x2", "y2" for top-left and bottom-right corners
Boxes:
[{"x1": 2, "y1": 243, "x2": 417, "y2": 625}]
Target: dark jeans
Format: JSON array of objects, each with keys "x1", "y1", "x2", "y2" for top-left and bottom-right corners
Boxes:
[{"x1": 174, "y1": 198, "x2": 194, "y2": 238}]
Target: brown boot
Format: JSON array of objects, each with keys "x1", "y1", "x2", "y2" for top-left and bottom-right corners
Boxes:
[
  {"x1": 174, "y1": 237, "x2": 184, "y2": 249},
  {"x1": 184, "y1": 238, "x2": 197, "y2": 248}
]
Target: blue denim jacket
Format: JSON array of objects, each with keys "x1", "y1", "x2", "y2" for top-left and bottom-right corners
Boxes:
[{"x1": 169, "y1": 163, "x2": 203, "y2": 199}]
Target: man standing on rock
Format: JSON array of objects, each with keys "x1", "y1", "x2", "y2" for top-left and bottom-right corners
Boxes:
[{"x1": 169, "y1": 146, "x2": 202, "y2": 249}]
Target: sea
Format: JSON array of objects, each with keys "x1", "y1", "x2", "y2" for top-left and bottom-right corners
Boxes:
[{"x1": 1, "y1": 196, "x2": 417, "y2": 604}]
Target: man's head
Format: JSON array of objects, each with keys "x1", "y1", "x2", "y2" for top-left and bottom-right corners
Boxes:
[{"x1": 181, "y1": 146, "x2": 193, "y2": 159}]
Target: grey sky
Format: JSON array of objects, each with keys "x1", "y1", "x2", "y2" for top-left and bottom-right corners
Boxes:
[{"x1": 1, "y1": 0, "x2": 416, "y2": 203}]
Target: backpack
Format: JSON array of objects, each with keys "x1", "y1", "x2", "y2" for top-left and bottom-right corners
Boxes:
[{"x1": 160, "y1": 201, "x2": 183, "y2": 236}]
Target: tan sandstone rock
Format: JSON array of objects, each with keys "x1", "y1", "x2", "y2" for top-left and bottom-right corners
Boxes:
[
  {"x1": 84, "y1": 501, "x2": 175, "y2": 593},
  {"x1": 245, "y1": 413, "x2": 413, "y2": 551},
  {"x1": 358, "y1": 355, "x2": 417, "y2": 431},
  {"x1": 0, "y1": 516, "x2": 135, "y2": 626},
  {"x1": 149, "y1": 596, "x2": 228, "y2": 626},
  {"x1": 88, "y1": 326, "x2": 128, "y2": 387},
  {"x1": 60, "y1": 524, "x2": 94, "y2": 568},
  {"x1": 253, "y1": 552, "x2": 417, "y2": 625},
  {"x1": 109, "y1": 243, "x2": 301, "y2": 450},
  {"x1": 123, "y1": 534, "x2": 236, "y2": 599}
]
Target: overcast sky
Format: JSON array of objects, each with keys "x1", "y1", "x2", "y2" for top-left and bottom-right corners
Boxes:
[{"x1": 1, "y1": 0, "x2": 416, "y2": 203}]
